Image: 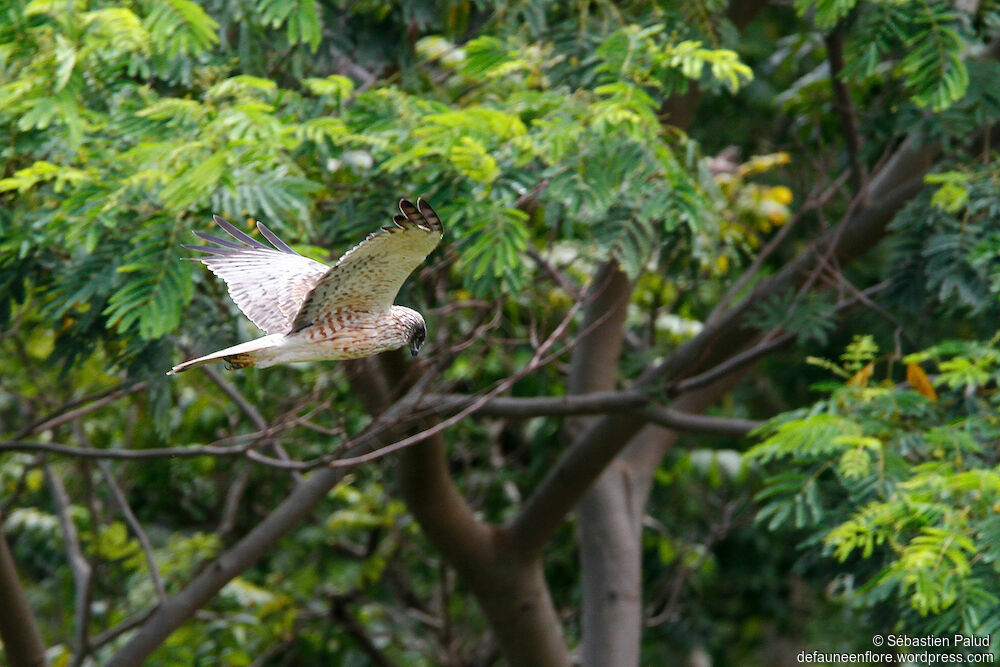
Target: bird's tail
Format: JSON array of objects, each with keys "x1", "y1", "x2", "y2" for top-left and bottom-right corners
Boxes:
[{"x1": 168, "y1": 334, "x2": 284, "y2": 375}]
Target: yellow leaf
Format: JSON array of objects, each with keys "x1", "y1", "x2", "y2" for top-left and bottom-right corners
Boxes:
[
  {"x1": 848, "y1": 362, "x2": 874, "y2": 387},
  {"x1": 768, "y1": 185, "x2": 794, "y2": 205},
  {"x1": 907, "y1": 363, "x2": 938, "y2": 401},
  {"x1": 26, "y1": 469, "x2": 45, "y2": 492}
]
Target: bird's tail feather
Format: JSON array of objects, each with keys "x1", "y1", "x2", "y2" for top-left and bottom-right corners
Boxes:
[{"x1": 168, "y1": 335, "x2": 283, "y2": 375}]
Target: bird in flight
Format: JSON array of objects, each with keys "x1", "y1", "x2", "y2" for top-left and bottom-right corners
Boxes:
[{"x1": 168, "y1": 198, "x2": 442, "y2": 375}]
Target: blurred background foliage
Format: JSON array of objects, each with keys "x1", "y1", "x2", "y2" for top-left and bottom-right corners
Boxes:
[{"x1": 3, "y1": 0, "x2": 1000, "y2": 664}]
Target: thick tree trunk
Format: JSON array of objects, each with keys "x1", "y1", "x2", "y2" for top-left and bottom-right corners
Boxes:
[
  {"x1": 0, "y1": 521, "x2": 47, "y2": 667},
  {"x1": 573, "y1": 6, "x2": 776, "y2": 660},
  {"x1": 383, "y1": 352, "x2": 571, "y2": 666},
  {"x1": 465, "y1": 530, "x2": 570, "y2": 667},
  {"x1": 564, "y1": 261, "x2": 637, "y2": 667},
  {"x1": 578, "y1": 464, "x2": 643, "y2": 667},
  {"x1": 398, "y1": 438, "x2": 570, "y2": 665},
  {"x1": 517, "y1": 102, "x2": 938, "y2": 667}
]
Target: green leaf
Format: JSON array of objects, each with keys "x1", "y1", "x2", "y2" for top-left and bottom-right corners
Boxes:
[
  {"x1": 145, "y1": 0, "x2": 219, "y2": 58},
  {"x1": 457, "y1": 207, "x2": 530, "y2": 295},
  {"x1": 449, "y1": 136, "x2": 500, "y2": 184},
  {"x1": 104, "y1": 219, "x2": 194, "y2": 340},
  {"x1": 461, "y1": 35, "x2": 515, "y2": 77},
  {"x1": 794, "y1": 0, "x2": 860, "y2": 30},
  {"x1": 54, "y1": 34, "x2": 77, "y2": 92},
  {"x1": 160, "y1": 149, "x2": 229, "y2": 211}
]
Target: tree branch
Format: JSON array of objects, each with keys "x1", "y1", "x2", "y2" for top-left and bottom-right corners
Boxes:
[
  {"x1": 669, "y1": 332, "x2": 797, "y2": 396},
  {"x1": 99, "y1": 463, "x2": 167, "y2": 604},
  {"x1": 825, "y1": 26, "x2": 865, "y2": 194},
  {"x1": 108, "y1": 354, "x2": 459, "y2": 665},
  {"x1": 45, "y1": 465, "x2": 94, "y2": 666},
  {"x1": 0, "y1": 516, "x2": 47, "y2": 667},
  {"x1": 328, "y1": 297, "x2": 585, "y2": 467},
  {"x1": 2, "y1": 441, "x2": 254, "y2": 460},
  {"x1": 15, "y1": 381, "x2": 148, "y2": 439},
  {"x1": 71, "y1": 421, "x2": 167, "y2": 605},
  {"x1": 509, "y1": 148, "x2": 934, "y2": 556},
  {"x1": 417, "y1": 392, "x2": 761, "y2": 435},
  {"x1": 638, "y1": 406, "x2": 761, "y2": 437},
  {"x1": 420, "y1": 390, "x2": 647, "y2": 417},
  {"x1": 201, "y1": 363, "x2": 302, "y2": 480},
  {"x1": 89, "y1": 604, "x2": 157, "y2": 651},
  {"x1": 108, "y1": 464, "x2": 348, "y2": 666},
  {"x1": 329, "y1": 596, "x2": 397, "y2": 667}
]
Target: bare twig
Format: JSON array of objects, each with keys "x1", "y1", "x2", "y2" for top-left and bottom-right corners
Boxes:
[
  {"x1": 328, "y1": 297, "x2": 586, "y2": 467},
  {"x1": 217, "y1": 464, "x2": 252, "y2": 539},
  {"x1": 89, "y1": 607, "x2": 158, "y2": 651},
  {"x1": 72, "y1": 421, "x2": 167, "y2": 605},
  {"x1": 707, "y1": 171, "x2": 849, "y2": 324},
  {"x1": 825, "y1": 26, "x2": 866, "y2": 194},
  {"x1": 45, "y1": 465, "x2": 94, "y2": 666},
  {"x1": 2, "y1": 441, "x2": 252, "y2": 459},
  {"x1": 200, "y1": 362, "x2": 301, "y2": 477},
  {"x1": 669, "y1": 332, "x2": 797, "y2": 396},
  {"x1": 527, "y1": 246, "x2": 581, "y2": 300},
  {"x1": 198, "y1": 364, "x2": 303, "y2": 534},
  {"x1": 638, "y1": 406, "x2": 761, "y2": 437},
  {"x1": 811, "y1": 249, "x2": 919, "y2": 349},
  {"x1": 98, "y1": 459, "x2": 168, "y2": 604},
  {"x1": 645, "y1": 496, "x2": 747, "y2": 626},
  {"x1": 329, "y1": 596, "x2": 397, "y2": 667},
  {"x1": 15, "y1": 382, "x2": 149, "y2": 439},
  {"x1": 419, "y1": 390, "x2": 648, "y2": 418}
]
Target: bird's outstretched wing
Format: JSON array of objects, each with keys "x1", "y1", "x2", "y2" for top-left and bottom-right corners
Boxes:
[
  {"x1": 183, "y1": 216, "x2": 329, "y2": 334},
  {"x1": 290, "y1": 198, "x2": 443, "y2": 332}
]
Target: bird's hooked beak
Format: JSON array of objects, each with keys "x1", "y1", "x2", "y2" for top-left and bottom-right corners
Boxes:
[{"x1": 409, "y1": 322, "x2": 426, "y2": 357}]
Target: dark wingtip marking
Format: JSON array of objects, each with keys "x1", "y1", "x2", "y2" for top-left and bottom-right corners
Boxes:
[
  {"x1": 415, "y1": 197, "x2": 443, "y2": 233},
  {"x1": 398, "y1": 199, "x2": 422, "y2": 225},
  {"x1": 398, "y1": 197, "x2": 441, "y2": 233}
]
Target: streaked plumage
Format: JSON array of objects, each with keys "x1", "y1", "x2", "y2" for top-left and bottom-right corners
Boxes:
[{"x1": 168, "y1": 198, "x2": 442, "y2": 374}]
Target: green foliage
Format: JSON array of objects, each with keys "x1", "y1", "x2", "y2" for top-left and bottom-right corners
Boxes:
[
  {"x1": 840, "y1": 334, "x2": 879, "y2": 372},
  {"x1": 104, "y1": 218, "x2": 194, "y2": 340},
  {"x1": 144, "y1": 0, "x2": 218, "y2": 58},
  {"x1": 794, "y1": 0, "x2": 860, "y2": 29},
  {"x1": 925, "y1": 170, "x2": 970, "y2": 214},
  {"x1": 796, "y1": 0, "x2": 976, "y2": 112},
  {"x1": 888, "y1": 159, "x2": 1000, "y2": 317},
  {"x1": 0, "y1": 0, "x2": 760, "y2": 358},
  {"x1": 257, "y1": 0, "x2": 321, "y2": 51},
  {"x1": 595, "y1": 25, "x2": 752, "y2": 94},
  {"x1": 4, "y1": 0, "x2": 1000, "y2": 664},
  {"x1": 748, "y1": 289, "x2": 838, "y2": 345},
  {"x1": 747, "y1": 337, "x2": 1000, "y2": 640}
]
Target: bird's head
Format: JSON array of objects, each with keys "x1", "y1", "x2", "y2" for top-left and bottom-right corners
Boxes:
[{"x1": 408, "y1": 320, "x2": 426, "y2": 357}]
